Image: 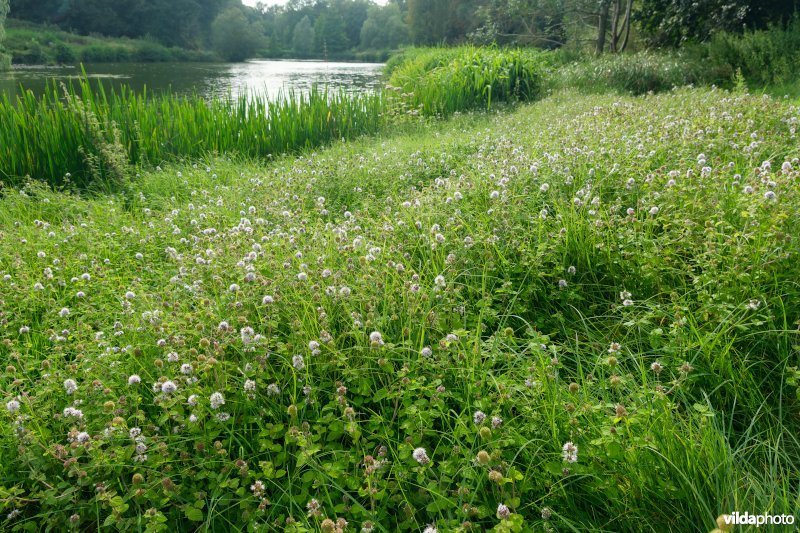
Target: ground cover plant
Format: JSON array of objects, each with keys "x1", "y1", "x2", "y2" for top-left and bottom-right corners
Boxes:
[{"x1": 1, "y1": 85, "x2": 798, "y2": 531}]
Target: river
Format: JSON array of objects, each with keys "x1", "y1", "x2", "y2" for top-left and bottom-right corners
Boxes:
[{"x1": 0, "y1": 60, "x2": 385, "y2": 100}]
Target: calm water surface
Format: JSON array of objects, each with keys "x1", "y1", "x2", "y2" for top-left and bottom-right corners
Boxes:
[{"x1": 0, "y1": 60, "x2": 384, "y2": 100}]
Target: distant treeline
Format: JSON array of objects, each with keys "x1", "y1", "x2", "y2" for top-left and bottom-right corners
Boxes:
[{"x1": 3, "y1": 0, "x2": 799, "y2": 63}]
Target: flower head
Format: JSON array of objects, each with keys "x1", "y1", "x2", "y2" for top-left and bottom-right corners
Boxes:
[
  {"x1": 412, "y1": 447, "x2": 430, "y2": 465},
  {"x1": 210, "y1": 392, "x2": 225, "y2": 410},
  {"x1": 562, "y1": 441, "x2": 578, "y2": 463},
  {"x1": 497, "y1": 503, "x2": 511, "y2": 520},
  {"x1": 64, "y1": 379, "x2": 78, "y2": 395}
]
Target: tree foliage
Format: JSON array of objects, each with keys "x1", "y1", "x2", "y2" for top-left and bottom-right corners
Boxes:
[
  {"x1": 212, "y1": 7, "x2": 262, "y2": 62},
  {"x1": 4, "y1": 0, "x2": 796, "y2": 59},
  {"x1": 0, "y1": 0, "x2": 9, "y2": 69},
  {"x1": 360, "y1": 4, "x2": 409, "y2": 50},
  {"x1": 636, "y1": 0, "x2": 750, "y2": 46},
  {"x1": 292, "y1": 15, "x2": 315, "y2": 57}
]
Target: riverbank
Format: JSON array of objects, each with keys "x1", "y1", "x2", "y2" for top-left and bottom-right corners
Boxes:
[
  {"x1": 1, "y1": 87, "x2": 798, "y2": 531},
  {"x1": 4, "y1": 19, "x2": 218, "y2": 65}
]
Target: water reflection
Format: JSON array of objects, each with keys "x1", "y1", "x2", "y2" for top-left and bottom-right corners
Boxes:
[{"x1": 0, "y1": 60, "x2": 385, "y2": 100}]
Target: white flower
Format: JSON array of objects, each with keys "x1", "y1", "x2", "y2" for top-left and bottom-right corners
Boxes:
[
  {"x1": 64, "y1": 379, "x2": 78, "y2": 395},
  {"x1": 369, "y1": 331, "x2": 384, "y2": 346},
  {"x1": 125, "y1": 291, "x2": 136, "y2": 299},
  {"x1": 251, "y1": 480, "x2": 265, "y2": 497},
  {"x1": 180, "y1": 364, "x2": 193, "y2": 375},
  {"x1": 497, "y1": 503, "x2": 511, "y2": 519},
  {"x1": 210, "y1": 392, "x2": 225, "y2": 410},
  {"x1": 75, "y1": 432, "x2": 90, "y2": 444},
  {"x1": 262, "y1": 295, "x2": 274, "y2": 304},
  {"x1": 161, "y1": 381, "x2": 177, "y2": 394},
  {"x1": 188, "y1": 394, "x2": 198, "y2": 406},
  {"x1": 128, "y1": 375, "x2": 141, "y2": 385},
  {"x1": 59, "y1": 307, "x2": 70, "y2": 317},
  {"x1": 491, "y1": 416, "x2": 503, "y2": 429},
  {"x1": 562, "y1": 441, "x2": 578, "y2": 463},
  {"x1": 229, "y1": 284, "x2": 240, "y2": 293},
  {"x1": 434, "y1": 275, "x2": 446, "y2": 287},
  {"x1": 292, "y1": 355, "x2": 305, "y2": 370},
  {"x1": 63, "y1": 407, "x2": 84, "y2": 418},
  {"x1": 19, "y1": 326, "x2": 30, "y2": 334},
  {"x1": 420, "y1": 346, "x2": 432, "y2": 357},
  {"x1": 6, "y1": 399, "x2": 20, "y2": 413},
  {"x1": 412, "y1": 447, "x2": 429, "y2": 465},
  {"x1": 473, "y1": 410, "x2": 486, "y2": 425}
]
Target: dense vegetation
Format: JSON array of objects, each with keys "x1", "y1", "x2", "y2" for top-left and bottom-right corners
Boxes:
[
  {"x1": 1, "y1": 84, "x2": 799, "y2": 531},
  {"x1": 4, "y1": 19, "x2": 217, "y2": 65},
  {"x1": 0, "y1": 0, "x2": 9, "y2": 70},
  {"x1": 3, "y1": 20, "x2": 799, "y2": 189},
  {"x1": 2, "y1": 0, "x2": 797, "y2": 64},
  {"x1": 0, "y1": 78, "x2": 384, "y2": 188}
]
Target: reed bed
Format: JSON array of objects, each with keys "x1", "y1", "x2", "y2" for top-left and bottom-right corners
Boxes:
[
  {"x1": 0, "y1": 80, "x2": 383, "y2": 188},
  {"x1": 385, "y1": 46, "x2": 548, "y2": 117}
]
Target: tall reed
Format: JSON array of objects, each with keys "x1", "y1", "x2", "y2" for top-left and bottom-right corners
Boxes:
[
  {"x1": 0, "y1": 79, "x2": 383, "y2": 187},
  {"x1": 385, "y1": 46, "x2": 548, "y2": 117}
]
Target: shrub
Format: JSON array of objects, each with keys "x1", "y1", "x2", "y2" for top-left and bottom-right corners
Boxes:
[
  {"x1": 132, "y1": 40, "x2": 173, "y2": 62},
  {"x1": 80, "y1": 44, "x2": 132, "y2": 63},
  {"x1": 704, "y1": 16, "x2": 800, "y2": 87},
  {"x1": 53, "y1": 42, "x2": 77, "y2": 64}
]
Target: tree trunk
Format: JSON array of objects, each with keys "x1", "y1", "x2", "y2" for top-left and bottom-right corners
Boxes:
[
  {"x1": 596, "y1": 0, "x2": 610, "y2": 54},
  {"x1": 618, "y1": 0, "x2": 633, "y2": 52},
  {"x1": 610, "y1": 0, "x2": 620, "y2": 53}
]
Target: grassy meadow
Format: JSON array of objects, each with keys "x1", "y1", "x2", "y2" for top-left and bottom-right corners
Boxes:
[
  {"x1": 1, "y1": 86, "x2": 799, "y2": 531},
  {"x1": 1, "y1": 41, "x2": 800, "y2": 532}
]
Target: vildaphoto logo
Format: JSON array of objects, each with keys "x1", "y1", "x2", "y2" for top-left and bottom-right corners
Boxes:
[{"x1": 717, "y1": 512, "x2": 796, "y2": 529}]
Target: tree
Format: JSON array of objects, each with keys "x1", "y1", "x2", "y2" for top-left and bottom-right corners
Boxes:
[
  {"x1": 0, "y1": 0, "x2": 9, "y2": 70},
  {"x1": 407, "y1": 0, "x2": 449, "y2": 44},
  {"x1": 635, "y1": 0, "x2": 751, "y2": 47},
  {"x1": 470, "y1": 0, "x2": 567, "y2": 48},
  {"x1": 359, "y1": 4, "x2": 409, "y2": 50},
  {"x1": 333, "y1": 0, "x2": 371, "y2": 49},
  {"x1": 211, "y1": 7, "x2": 262, "y2": 62},
  {"x1": 314, "y1": 11, "x2": 349, "y2": 55},
  {"x1": 292, "y1": 15, "x2": 315, "y2": 57}
]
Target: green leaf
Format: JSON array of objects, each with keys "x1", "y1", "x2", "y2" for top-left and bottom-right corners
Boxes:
[{"x1": 185, "y1": 507, "x2": 203, "y2": 522}]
